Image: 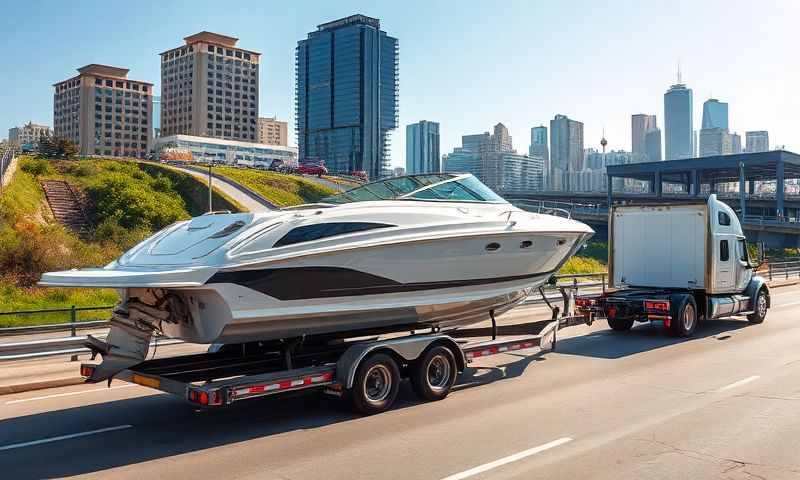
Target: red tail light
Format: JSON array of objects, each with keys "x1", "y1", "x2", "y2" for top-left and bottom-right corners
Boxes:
[
  {"x1": 80, "y1": 365, "x2": 96, "y2": 378},
  {"x1": 575, "y1": 297, "x2": 596, "y2": 308},
  {"x1": 645, "y1": 300, "x2": 670, "y2": 313}
]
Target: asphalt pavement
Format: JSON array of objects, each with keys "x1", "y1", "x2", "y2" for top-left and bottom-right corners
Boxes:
[
  {"x1": 1, "y1": 287, "x2": 799, "y2": 479},
  {"x1": 166, "y1": 164, "x2": 271, "y2": 213}
]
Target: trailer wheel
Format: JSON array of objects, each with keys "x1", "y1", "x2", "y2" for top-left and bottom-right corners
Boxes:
[
  {"x1": 607, "y1": 317, "x2": 634, "y2": 331},
  {"x1": 747, "y1": 289, "x2": 768, "y2": 324},
  {"x1": 349, "y1": 353, "x2": 401, "y2": 415},
  {"x1": 670, "y1": 296, "x2": 698, "y2": 337},
  {"x1": 411, "y1": 345, "x2": 457, "y2": 402}
]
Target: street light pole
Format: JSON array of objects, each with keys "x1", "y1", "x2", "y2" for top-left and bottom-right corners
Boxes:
[{"x1": 205, "y1": 146, "x2": 213, "y2": 213}]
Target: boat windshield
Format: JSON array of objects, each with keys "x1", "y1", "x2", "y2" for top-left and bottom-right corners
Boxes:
[{"x1": 320, "y1": 173, "x2": 507, "y2": 204}]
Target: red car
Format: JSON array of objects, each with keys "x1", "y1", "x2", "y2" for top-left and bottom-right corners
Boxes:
[
  {"x1": 297, "y1": 164, "x2": 328, "y2": 176},
  {"x1": 350, "y1": 170, "x2": 368, "y2": 181}
]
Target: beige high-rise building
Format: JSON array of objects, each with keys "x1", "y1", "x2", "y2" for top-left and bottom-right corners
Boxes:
[
  {"x1": 160, "y1": 32, "x2": 260, "y2": 142},
  {"x1": 53, "y1": 65, "x2": 153, "y2": 158},
  {"x1": 257, "y1": 117, "x2": 288, "y2": 146}
]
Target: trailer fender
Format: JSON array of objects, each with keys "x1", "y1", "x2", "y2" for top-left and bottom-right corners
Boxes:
[
  {"x1": 337, "y1": 335, "x2": 465, "y2": 390},
  {"x1": 744, "y1": 276, "x2": 770, "y2": 308}
]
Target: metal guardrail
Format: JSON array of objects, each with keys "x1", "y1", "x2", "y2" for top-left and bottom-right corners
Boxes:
[{"x1": 764, "y1": 260, "x2": 800, "y2": 281}]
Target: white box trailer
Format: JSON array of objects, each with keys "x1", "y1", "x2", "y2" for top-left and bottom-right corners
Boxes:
[{"x1": 576, "y1": 195, "x2": 770, "y2": 337}]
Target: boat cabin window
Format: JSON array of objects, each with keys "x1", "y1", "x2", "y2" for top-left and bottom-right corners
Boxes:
[
  {"x1": 409, "y1": 175, "x2": 505, "y2": 202},
  {"x1": 273, "y1": 222, "x2": 393, "y2": 248},
  {"x1": 320, "y1": 174, "x2": 506, "y2": 204}
]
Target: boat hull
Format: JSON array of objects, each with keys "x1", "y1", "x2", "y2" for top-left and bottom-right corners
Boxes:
[{"x1": 158, "y1": 274, "x2": 545, "y2": 344}]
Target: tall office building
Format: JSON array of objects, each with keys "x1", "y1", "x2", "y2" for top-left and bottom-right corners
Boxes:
[
  {"x1": 257, "y1": 117, "x2": 288, "y2": 146},
  {"x1": 405, "y1": 120, "x2": 440, "y2": 174},
  {"x1": 664, "y1": 79, "x2": 693, "y2": 160},
  {"x1": 745, "y1": 131, "x2": 769, "y2": 152},
  {"x1": 645, "y1": 128, "x2": 662, "y2": 161},
  {"x1": 160, "y1": 32, "x2": 260, "y2": 142},
  {"x1": 296, "y1": 14, "x2": 399, "y2": 179},
  {"x1": 549, "y1": 114, "x2": 584, "y2": 190},
  {"x1": 701, "y1": 98, "x2": 728, "y2": 130},
  {"x1": 53, "y1": 64, "x2": 153, "y2": 157},
  {"x1": 443, "y1": 123, "x2": 542, "y2": 192},
  {"x1": 731, "y1": 132, "x2": 741, "y2": 154},
  {"x1": 631, "y1": 114, "x2": 657, "y2": 156},
  {"x1": 699, "y1": 127, "x2": 737, "y2": 156},
  {"x1": 529, "y1": 125, "x2": 549, "y2": 171}
]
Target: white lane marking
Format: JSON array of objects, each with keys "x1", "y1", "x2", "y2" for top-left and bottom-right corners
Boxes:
[
  {"x1": 773, "y1": 300, "x2": 800, "y2": 309},
  {"x1": 716, "y1": 375, "x2": 761, "y2": 392},
  {"x1": 5, "y1": 384, "x2": 138, "y2": 405},
  {"x1": 0, "y1": 425, "x2": 132, "y2": 451},
  {"x1": 440, "y1": 437, "x2": 573, "y2": 480}
]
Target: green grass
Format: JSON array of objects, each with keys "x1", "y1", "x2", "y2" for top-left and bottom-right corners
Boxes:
[
  {"x1": 139, "y1": 162, "x2": 244, "y2": 214},
  {"x1": 0, "y1": 157, "x2": 249, "y2": 325},
  {"x1": 213, "y1": 167, "x2": 336, "y2": 207},
  {"x1": 0, "y1": 282, "x2": 117, "y2": 326}
]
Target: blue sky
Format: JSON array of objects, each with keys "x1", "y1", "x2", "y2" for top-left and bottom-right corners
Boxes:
[{"x1": 2, "y1": 0, "x2": 798, "y2": 167}]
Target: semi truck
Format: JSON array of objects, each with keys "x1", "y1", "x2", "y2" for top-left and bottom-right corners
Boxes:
[{"x1": 575, "y1": 194, "x2": 770, "y2": 337}]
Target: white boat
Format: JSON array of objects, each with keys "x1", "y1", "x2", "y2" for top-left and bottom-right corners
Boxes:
[{"x1": 40, "y1": 173, "x2": 593, "y2": 379}]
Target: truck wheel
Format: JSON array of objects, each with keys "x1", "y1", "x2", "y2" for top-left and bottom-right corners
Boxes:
[
  {"x1": 747, "y1": 289, "x2": 768, "y2": 324},
  {"x1": 411, "y1": 345, "x2": 457, "y2": 402},
  {"x1": 607, "y1": 317, "x2": 634, "y2": 331},
  {"x1": 349, "y1": 353, "x2": 401, "y2": 415},
  {"x1": 670, "y1": 296, "x2": 698, "y2": 337}
]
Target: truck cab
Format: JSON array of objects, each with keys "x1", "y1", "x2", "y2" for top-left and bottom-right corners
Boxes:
[{"x1": 578, "y1": 195, "x2": 769, "y2": 337}]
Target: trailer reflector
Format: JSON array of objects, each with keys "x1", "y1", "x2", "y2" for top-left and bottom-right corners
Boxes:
[
  {"x1": 131, "y1": 374, "x2": 160, "y2": 389},
  {"x1": 464, "y1": 340, "x2": 537, "y2": 360},
  {"x1": 231, "y1": 371, "x2": 334, "y2": 400}
]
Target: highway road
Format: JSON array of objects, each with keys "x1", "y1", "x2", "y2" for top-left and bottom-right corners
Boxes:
[
  {"x1": 166, "y1": 164, "x2": 272, "y2": 213},
  {"x1": 1, "y1": 286, "x2": 799, "y2": 479}
]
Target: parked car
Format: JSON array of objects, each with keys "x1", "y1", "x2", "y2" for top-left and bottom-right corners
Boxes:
[{"x1": 297, "y1": 164, "x2": 328, "y2": 177}]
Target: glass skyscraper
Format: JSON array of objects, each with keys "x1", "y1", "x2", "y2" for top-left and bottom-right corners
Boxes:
[
  {"x1": 701, "y1": 98, "x2": 728, "y2": 130},
  {"x1": 406, "y1": 120, "x2": 440, "y2": 174},
  {"x1": 549, "y1": 114, "x2": 584, "y2": 190},
  {"x1": 296, "y1": 15, "x2": 399, "y2": 179},
  {"x1": 664, "y1": 82, "x2": 693, "y2": 160}
]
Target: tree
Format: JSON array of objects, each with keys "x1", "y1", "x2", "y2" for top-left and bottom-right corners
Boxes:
[
  {"x1": 57, "y1": 138, "x2": 78, "y2": 158},
  {"x1": 38, "y1": 137, "x2": 78, "y2": 159}
]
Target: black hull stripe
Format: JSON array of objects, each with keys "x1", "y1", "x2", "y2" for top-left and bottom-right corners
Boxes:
[{"x1": 207, "y1": 266, "x2": 553, "y2": 300}]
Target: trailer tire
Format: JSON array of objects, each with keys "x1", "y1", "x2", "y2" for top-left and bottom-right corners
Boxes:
[
  {"x1": 348, "y1": 353, "x2": 401, "y2": 415},
  {"x1": 410, "y1": 345, "x2": 457, "y2": 402},
  {"x1": 747, "y1": 288, "x2": 768, "y2": 324},
  {"x1": 670, "y1": 295, "x2": 698, "y2": 337},
  {"x1": 607, "y1": 317, "x2": 634, "y2": 331}
]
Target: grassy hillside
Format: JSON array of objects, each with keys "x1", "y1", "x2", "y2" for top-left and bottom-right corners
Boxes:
[
  {"x1": 558, "y1": 241, "x2": 608, "y2": 275},
  {"x1": 213, "y1": 166, "x2": 335, "y2": 206},
  {"x1": 0, "y1": 157, "x2": 243, "y2": 326}
]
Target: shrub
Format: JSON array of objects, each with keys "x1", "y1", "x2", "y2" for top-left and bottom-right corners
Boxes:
[
  {"x1": 85, "y1": 171, "x2": 189, "y2": 232},
  {"x1": 20, "y1": 157, "x2": 52, "y2": 176}
]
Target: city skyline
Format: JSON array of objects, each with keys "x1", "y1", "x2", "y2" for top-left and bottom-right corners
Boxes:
[{"x1": 1, "y1": 1, "x2": 799, "y2": 168}]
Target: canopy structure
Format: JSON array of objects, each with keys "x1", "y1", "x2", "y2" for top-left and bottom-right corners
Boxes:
[{"x1": 606, "y1": 150, "x2": 800, "y2": 218}]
